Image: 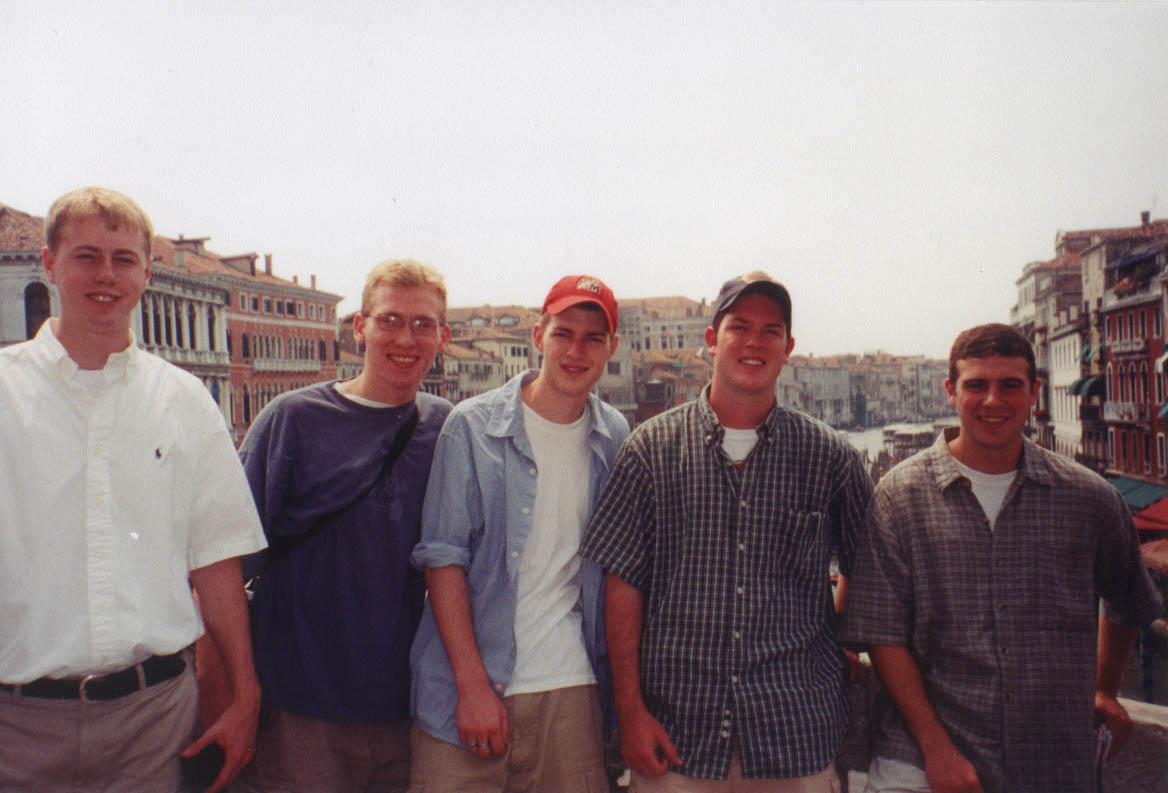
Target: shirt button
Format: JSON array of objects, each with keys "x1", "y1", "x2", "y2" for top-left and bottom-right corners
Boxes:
[
  {"x1": 511, "y1": 551, "x2": 520, "y2": 559},
  {"x1": 737, "y1": 543, "x2": 746, "y2": 552},
  {"x1": 739, "y1": 500, "x2": 747, "y2": 509},
  {"x1": 528, "y1": 467, "x2": 536, "y2": 476},
  {"x1": 494, "y1": 683, "x2": 504, "y2": 693},
  {"x1": 724, "y1": 710, "x2": 731, "y2": 717},
  {"x1": 721, "y1": 719, "x2": 731, "y2": 727},
  {"x1": 721, "y1": 730, "x2": 730, "y2": 739},
  {"x1": 735, "y1": 586, "x2": 744, "y2": 596},
  {"x1": 730, "y1": 675, "x2": 738, "y2": 684},
  {"x1": 521, "y1": 507, "x2": 530, "y2": 515},
  {"x1": 732, "y1": 631, "x2": 741, "y2": 640}
]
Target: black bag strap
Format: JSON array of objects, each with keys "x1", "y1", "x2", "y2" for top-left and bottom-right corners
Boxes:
[{"x1": 264, "y1": 404, "x2": 420, "y2": 566}]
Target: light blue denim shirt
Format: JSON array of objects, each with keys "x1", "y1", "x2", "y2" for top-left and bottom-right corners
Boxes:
[{"x1": 409, "y1": 371, "x2": 630, "y2": 745}]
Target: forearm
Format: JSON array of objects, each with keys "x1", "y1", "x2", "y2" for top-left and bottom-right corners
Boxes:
[
  {"x1": 605, "y1": 572, "x2": 648, "y2": 718},
  {"x1": 424, "y1": 565, "x2": 492, "y2": 691},
  {"x1": 190, "y1": 558, "x2": 260, "y2": 704},
  {"x1": 1097, "y1": 615, "x2": 1139, "y2": 697},
  {"x1": 870, "y1": 645, "x2": 955, "y2": 757}
]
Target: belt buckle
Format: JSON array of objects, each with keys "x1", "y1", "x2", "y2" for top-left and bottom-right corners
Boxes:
[{"x1": 79, "y1": 674, "x2": 99, "y2": 703}]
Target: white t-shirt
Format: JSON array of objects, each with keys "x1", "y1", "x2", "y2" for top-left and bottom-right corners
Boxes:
[
  {"x1": 506, "y1": 404, "x2": 596, "y2": 695},
  {"x1": 955, "y1": 460, "x2": 1016, "y2": 529},
  {"x1": 0, "y1": 325, "x2": 268, "y2": 681},
  {"x1": 721, "y1": 426, "x2": 760, "y2": 463}
]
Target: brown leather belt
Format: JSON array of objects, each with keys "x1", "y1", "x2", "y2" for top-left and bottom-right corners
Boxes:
[{"x1": 0, "y1": 651, "x2": 187, "y2": 702}]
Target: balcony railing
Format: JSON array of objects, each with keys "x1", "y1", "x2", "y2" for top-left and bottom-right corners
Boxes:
[
  {"x1": 1103, "y1": 284, "x2": 1160, "y2": 310},
  {"x1": 251, "y1": 357, "x2": 322, "y2": 373},
  {"x1": 149, "y1": 346, "x2": 230, "y2": 369},
  {"x1": 1110, "y1": 338, "x2": 1148, "y2": 355},
  {"x1": 1104, "y1": 401, "x2": 1154, "y2": 423},
  {"x1": 1080, "y1": 404, "x2": 1102, "y2": 421}
]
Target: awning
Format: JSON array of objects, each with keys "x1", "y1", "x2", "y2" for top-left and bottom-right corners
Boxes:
[
  {"x1": 1079, "y1": 376, "x2": 1104, "y2": 398},
  {"x1": 1085, "y1": 342, "x2": 1104, "y2": 363},
  {"x1": 1159, "y1": 403, "x2": 1168, "y2": 419},
  {"x1": 1109, "y1": 476, "x2": 1168, "y2": 511},
  {"x1": 1066, "y1": 377, "x2": 1086, "y2": 395},
  {"x1": 1135, "y1": 496, "x2": 1168, "y2": 533},
  {"x1": 1079, "y1": 342, "x2": 1092, "y2": 363}
]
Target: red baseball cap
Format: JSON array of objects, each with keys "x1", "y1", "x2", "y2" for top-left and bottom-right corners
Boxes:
[{"x1": 541, "y1": 275, "x2": 618, "y2": 333}]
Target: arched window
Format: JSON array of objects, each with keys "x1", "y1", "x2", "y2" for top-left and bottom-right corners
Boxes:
[
  {"x1": 241, "y1": 333, "x2": 250, "y2": 360},
  {"x1": 319, "y1": 339, "x2": 326, "y2": 361},
  {"x1": 1141, "y1": 363, "x2": 1149, "y2": 402},
  {"x1": 1107, "y1": 363, "x2": 1114, "y2": 401},
  {"x1": 24, "y1": 282, "x2": 51, "y2": 339},
  {"x1": 207, "y1": 307, "x2": 216, "y2": 352},
  {"x1": 188, "y1": 304, "x2": 197, "y2": 349},
  {"x1": 243, "y1": 386, "x2": 252, "y2": 424},
  {"x1": 139, "y1": 297, "x2": 151, "y2": 345}
]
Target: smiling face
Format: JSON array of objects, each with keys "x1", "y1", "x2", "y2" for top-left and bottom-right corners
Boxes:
[
  {"x1": 705, "y1": 291, "x2": 795, "y2": 415},
  {"x1": 353, "y1": 283, "x2": 449, "y2": 405},
  {"x1": 530, "y1": 304, "x2": 618, "y2": 413},
  {"x1": 945, "y1": 354, "x2": 1040, "y2": 473},
  {"x1": 41, "y1": 213, "x2": 151, "y2": 368}
]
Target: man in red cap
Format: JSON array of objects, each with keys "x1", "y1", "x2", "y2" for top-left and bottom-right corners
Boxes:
[{"x1": 408, "y1": 275, "x2": 629, "y2": 793}]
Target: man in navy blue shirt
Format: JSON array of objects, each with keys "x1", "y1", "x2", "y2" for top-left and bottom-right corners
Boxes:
[{"x1": 237, "y1": 260, "x2": 452, "y2": 793}]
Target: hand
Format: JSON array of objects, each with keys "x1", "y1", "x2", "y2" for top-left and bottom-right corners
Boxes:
[
  {"x1": 922, "y1": 739, "x2": 983, "y2": 793},
  {"x1": 456, "y1": 680, "x2": 509, "y2": 758},
  {"x1": 617, "y1": 704, "x2": 682, "y2": 778},
  {"x1": 180, "y1": 690, "x2": 260, "y2": 793},
  {"x1": 1094, "y1": 690, "x2": 1132, "y2": 759}
]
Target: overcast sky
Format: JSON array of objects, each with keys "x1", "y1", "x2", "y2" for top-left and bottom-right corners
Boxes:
[{"x1": 4, "y1": 1, "x2": 1167, "y2": 358}]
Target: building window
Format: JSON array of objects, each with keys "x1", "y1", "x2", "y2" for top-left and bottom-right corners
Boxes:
[
  {"x1": 241, "y1": 333, "x2": 250, "y2": 359},
  {"x1": 309, "y1": 304, "x2": 316, "y2": 320},
  {"x1": 264, "y1": 298, "x2": 272, "y2": 313},
  {"x1": 1145, "y1": 434, "x2": 1152, "y2": 474},
  {"x1": 1109, "y1": 428, "x2": 1116, "y2": 465},
  {"x1": 1159, "y1": 434, "x2": 1165, "y2": 474},
  {"x1": 276, "y1": 301, "x2": 284, "y2": 315},
  {"x1": 607, "y1": 361, "x2": 621, "y2": 375},
  {"x1": 251, "y1": 296, "x2": 259, "y2": 311},
  {"x1": 240, "y1": 293, "x2": 248, "y2": 311},
  {"x1": 1128, "y1": 313, "x2": 1134, "y2": 339},
  {"x1": 1156, "y1": 311, "x2": 1162, "y2": 338},
  {"x1": 297, "y1": 302, "x2": 305, "y2": 318},
  {"x1": 286, "y1": 300, "x2": 295, "y2": 314},
  {"x1": 1140, "y1": 312, "x2": 1147, "y2": 338}
]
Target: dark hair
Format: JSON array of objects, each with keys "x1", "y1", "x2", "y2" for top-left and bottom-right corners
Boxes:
[{"x1": 948, "y1": 323, "x2": 1036, "y2": 384}]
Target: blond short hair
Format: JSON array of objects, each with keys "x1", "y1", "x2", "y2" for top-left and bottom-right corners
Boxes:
[
  {"x1": 45, "y1": 187, "x2": 154, "y2": 259},
  {"x1": 361, "y1": 259, "x2": 447, "y2": 319}
]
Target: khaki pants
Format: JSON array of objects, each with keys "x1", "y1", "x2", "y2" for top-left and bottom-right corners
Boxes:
[
  {"x1": 631, "y1": 751, "x2": 840, "y2": 793},
  {"x1": 408, "y1": 684, "x2": 607, "y2": 793},
  {"x1": 0, "y1": 657, "x2": 199, "y2": 793},
  {"x1": 234, "y1": 706, "x2": 411, "y2": 793}
]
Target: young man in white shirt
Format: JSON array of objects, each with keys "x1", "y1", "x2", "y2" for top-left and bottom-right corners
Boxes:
[
  {"x1": 0, "y1": 187, "x2": 267, "y2": 792},
  {"x1": 409, "y1": 275, "x2": 629, "y2": 793}
]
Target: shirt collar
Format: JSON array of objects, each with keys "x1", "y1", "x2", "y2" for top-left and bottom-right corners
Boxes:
[
  {"x1": 487, "y1": 369, "x2": 620, "y2": 447},
  {"x1": 929, "y1": 426, "x2": 1053, "y2": 490},
  {"x1": 33, "y1": 321, "x2": 138, "y2": 385},
  {"x1": 696, "y1": 384, "x2": 783, "y2": 448}
]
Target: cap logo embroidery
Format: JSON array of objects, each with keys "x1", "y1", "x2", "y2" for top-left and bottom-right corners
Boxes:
[{"x1": 576, "y1": 277, "x2": 602, "y2": 294}]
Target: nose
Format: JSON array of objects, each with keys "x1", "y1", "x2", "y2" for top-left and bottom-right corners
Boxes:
[{"x1": 93, "y1": 253, "x2": 116, "y2": 281}]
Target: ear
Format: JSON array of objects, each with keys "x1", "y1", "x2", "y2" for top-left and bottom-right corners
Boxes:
[
  {"x1": 1029, "y1": 378, "x2": 1042, "y2": 405},
  {"x1": 41, "y1": 247, "x2": 58, "y2": 284},
  {"x1": 944, "y1": 379, "x2": 957, "y2": 407},
  {"x1": 532, "y1": 321, "x2": 545, "y2": 354},
  {"x1": 438, "y1": 323, "x2": 451, "y2": 353},
  {"x1": 784, "y1": 336, "x2": 795, "y2": 358},
  {"x1": 352, "y1": 312, "x2": 367, "y2": 345},
  {"x1": 704, "y1": 324, "x2": 717, "y2": 356}
]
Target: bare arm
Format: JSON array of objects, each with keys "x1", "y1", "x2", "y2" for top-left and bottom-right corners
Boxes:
[
  {"x1": 424, "y1": 565, "x2": 509, "y2": 756},
  {"x1": 869, "y1": 645, "x2": 983, "y2": 793},
  {"x1": 1094, "y1": 615, "x2": 1140, "y2": 757},
  {"x1": 606, "y1": 572, "x2": 681, "y2": 778},
  {"x1": 184, "y1": 558, "x2": 261, "y2": 793}
]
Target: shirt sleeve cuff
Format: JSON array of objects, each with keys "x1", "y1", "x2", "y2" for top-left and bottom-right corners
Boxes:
[{"x1": 411, "y1": 541, "x2": 471, "y2": 571}]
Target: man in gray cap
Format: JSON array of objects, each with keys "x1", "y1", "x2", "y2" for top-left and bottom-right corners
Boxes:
[{"x1": 583, "y1": 272, "x2": 873, "y2": 791}]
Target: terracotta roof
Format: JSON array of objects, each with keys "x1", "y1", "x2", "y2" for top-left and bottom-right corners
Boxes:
[
  {"x1": 444, "y1": 342, "x2": 499, "y2": 362},
  {"x1": 0, "y1": 204, "x2": 44, "y2": 251},
  {"x1": 1060, "y1": 219, "x2": 1168, "y2": 245},
  {"x1": 447, "y1": 305, "x2": 541, "y2": 325}
]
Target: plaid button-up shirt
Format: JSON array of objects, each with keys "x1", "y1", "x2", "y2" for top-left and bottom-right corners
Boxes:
[
  {"x1": 840, "y1": 429, "x2": 1163, "y2": 793},
  {"x1": 582, "y1": 388, "x2": 873, "y2": 780}
]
